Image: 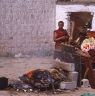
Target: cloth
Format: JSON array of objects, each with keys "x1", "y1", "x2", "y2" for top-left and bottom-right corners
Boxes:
[
  {"x1": 54, "y1": 29, "x2": 69, "y2": 50},
  {"x1": 81, "y1": 93, "x2": 95, "y2": 96},
  {"x1": 81, "y1": 37, "x2": 95, "y2": 52}
]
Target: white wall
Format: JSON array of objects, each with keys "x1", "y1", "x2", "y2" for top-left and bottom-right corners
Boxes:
[
  {"x1": 56, "y1": 5, "x2": 95, "y2": 31},
  {"x1": 0, "y1": 0, "x2": 56, "y2": 57}
]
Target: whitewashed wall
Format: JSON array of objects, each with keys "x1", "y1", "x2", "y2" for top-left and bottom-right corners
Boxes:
[
  {"x1": 0, "y1": 0, "x2": 56, "y2": 57},
  {"x1": 56, "y1": 5, "x2": 95, "y2": 31}
]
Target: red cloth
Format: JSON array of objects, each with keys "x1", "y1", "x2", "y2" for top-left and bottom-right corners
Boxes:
[
  {"x1": 54, "y1": 29, "x2": 69, "y2": 50},
  {"x1": 83, "y1": 56, "x2": 95, "y2": 89},
  {"x1": 88, "y1": 49, "x2": 95, "y2": 64},
  {"x1": 25, "y1": 71, "x2": 33, "y2": 78},
  {"x1": 87, "y1": 31, "x2": 95, "y2": 38}
]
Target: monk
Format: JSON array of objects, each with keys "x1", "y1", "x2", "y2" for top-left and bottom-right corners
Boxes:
[{"x1": 53, "y1": 21, "x2": 69, "y2": 60}]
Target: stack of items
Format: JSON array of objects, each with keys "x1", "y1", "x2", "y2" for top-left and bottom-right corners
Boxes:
[
  {"x1": 54, "y1": 44, "x2": 78, "y2": 90},
  {"x1": 18, "y1": 68, "x2": 70, "y2": 92},
  {"x1": 54, "y1": 59, "x2": 78, "y2": 90}
]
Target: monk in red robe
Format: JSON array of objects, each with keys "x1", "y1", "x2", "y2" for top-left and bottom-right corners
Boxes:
[
  {"x1": 54, "y1": 21, "x2": 69, "y2": 51},
  {"x1": 53, "y1": 21, "x2": 69, "y2": 60}
]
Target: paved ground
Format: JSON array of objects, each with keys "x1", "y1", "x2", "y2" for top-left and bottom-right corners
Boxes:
[{"x1": 0, "y1": 57, "x2": 95, "y2": 96}]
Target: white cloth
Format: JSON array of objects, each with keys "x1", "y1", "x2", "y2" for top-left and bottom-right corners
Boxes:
[{"x1": 81, "y1": 37, "x2": 95, "y2": 52}]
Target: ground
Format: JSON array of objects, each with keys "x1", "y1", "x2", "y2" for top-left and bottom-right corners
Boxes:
[{"x1": 0, "y1": 57, "x2": 95, "y2": 96}]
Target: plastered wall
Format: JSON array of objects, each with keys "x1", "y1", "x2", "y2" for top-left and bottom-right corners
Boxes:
[{"x1": 0, "y1": 0, "x2": 56, "y2": 57}]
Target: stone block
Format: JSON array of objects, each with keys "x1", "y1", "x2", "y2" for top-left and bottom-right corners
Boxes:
[
  {"x1": 54, "y1": 60, "x2": 75, "y2": 71},
  {"x1": 60, "y1": 81, "x2": 77, "y2": 90},
  {"x1": 68, "y1": 71, "x2": 78, "y2": 81}
]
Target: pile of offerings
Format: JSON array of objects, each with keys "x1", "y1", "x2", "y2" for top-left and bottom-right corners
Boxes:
[{"x1": 9, "y1": 68, "x2": 70, "y2": 92}]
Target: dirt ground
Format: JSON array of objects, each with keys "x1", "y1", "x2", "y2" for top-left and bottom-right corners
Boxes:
[{"x1": 0, "y1": 57, "x2": 95, "y2": 96}]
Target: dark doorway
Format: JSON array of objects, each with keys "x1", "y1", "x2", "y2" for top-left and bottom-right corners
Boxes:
[{"x1": 69, "y1": 12, "x2": 93, "y2": 41}]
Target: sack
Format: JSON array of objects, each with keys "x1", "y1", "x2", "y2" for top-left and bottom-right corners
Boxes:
[{"x1": 0, "y1": 77, "x2": 8, "y2": 90}]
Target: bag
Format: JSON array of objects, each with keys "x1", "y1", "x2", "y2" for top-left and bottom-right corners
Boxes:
[{"x1": 0, "y1": 77, "x2": 8, "y2": 90}]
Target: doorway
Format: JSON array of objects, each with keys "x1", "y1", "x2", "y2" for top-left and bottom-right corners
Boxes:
[{"x1": 69, "y1": 12, "x2": 93, "y2": 41}]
